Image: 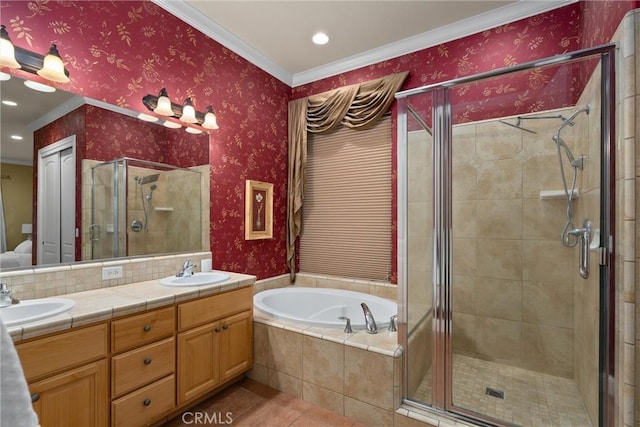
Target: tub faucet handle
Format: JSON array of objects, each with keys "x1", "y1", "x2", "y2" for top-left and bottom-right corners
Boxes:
[
  {"x1": 388, "y1": 315, "x2": 398, "y2": 332},
  {"x1": 338, "y1": 316, "x2": 353, "y2": 333}
]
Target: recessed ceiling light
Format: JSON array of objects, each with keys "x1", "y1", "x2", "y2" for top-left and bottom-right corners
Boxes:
[
  {"x1": 24, "y1": 80, "x2": 56, "y2": 93},
  {"x1": 163, "y1": 120, "x2": 182, "y2": 129},
  {"x1": 2, "y1": 100, "x2": 17, "y2": 106},
  {"x1": 138, "y1": 113, "x2": 159, "y2": 122},
  {"x1": 0, "y1": 72, "x2": 10, "y2": 81},
  {"x1": 10, "y1": 135, "x2": 23, "y2": 140},
  {"x1": 312, "y1": 32, "x2": 329, "y2": 45}
]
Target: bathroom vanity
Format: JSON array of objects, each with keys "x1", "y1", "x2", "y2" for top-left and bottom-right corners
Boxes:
[{"x1": 8, "y1": 273, "x2": 255, "y2": 427}]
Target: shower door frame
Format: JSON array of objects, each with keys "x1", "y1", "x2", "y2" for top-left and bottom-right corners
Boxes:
[{"x1": 396, "y1": 43, "x2": 617, "y2": 426}]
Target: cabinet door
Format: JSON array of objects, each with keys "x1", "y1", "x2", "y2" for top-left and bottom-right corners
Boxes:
[
  {"x1": 177, "y1": 321, "x2": 220, "y2": 405},
  {"x1": 30, "y1": 359, "x2": 108, "y2": 427},
  {"x1": 220, "y1": 310, "x2": 253, "y2": 381}
]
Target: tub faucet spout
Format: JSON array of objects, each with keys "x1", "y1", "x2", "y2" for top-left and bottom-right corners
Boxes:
[{"x1": 361, "y1": 303, "x2": 377, "y2": 334}]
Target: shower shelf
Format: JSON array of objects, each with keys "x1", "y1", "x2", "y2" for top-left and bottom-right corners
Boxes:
[
  {"x1": 539, "y1": 189, "x2": 580, "y2": 200},
  {"x1": 154, "y1": 207, "x2": 174, "y2": 212}
]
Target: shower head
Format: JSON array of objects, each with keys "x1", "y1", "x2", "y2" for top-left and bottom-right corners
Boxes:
[
  {"x1": 498, "y1": 118, "x2": 537, "y2": 134},
  {"x1": 135, "y1": 174, "x2": 160, "y2": 185}
]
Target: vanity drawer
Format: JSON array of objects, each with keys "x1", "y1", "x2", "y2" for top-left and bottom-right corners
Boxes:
[
  {"x1": 17, "y1": 323, "x2": 108, "y2": 382},
  {"x1": 111, "y1": 306, "x2": 175, "y2": 353},
  {"x1": 111, "y1": 337, "x2": 175, "y2": 398},
  {"x1": 178, "y1": 286, "x2": 252, "y2": 331},
  {"x1": 111, "y1": 374, "x2": 175, "y2": 427}
]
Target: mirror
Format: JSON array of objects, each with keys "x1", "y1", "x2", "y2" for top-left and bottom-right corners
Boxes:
[{"x1": 0, "y1": 76, "x2": 210, "y2": 270}]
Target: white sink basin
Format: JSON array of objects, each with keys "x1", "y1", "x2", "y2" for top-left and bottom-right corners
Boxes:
[
  {"x1": 0, "y1": 298, "x2": 76, "y2": 327},
  {"x1": 159, "y1": 272, "x2": 230, "y2": 287}
]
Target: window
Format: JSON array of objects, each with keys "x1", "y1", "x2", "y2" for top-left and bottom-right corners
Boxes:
[{"x1": 299, "y1": 116, "x2": 392, "y2": 281}]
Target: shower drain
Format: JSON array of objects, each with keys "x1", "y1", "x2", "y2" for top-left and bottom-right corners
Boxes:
[{"x1": 485, "y1": 387, "x2": 505, "y2": 399}]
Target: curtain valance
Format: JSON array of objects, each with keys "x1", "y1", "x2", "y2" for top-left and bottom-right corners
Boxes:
[{"x1": 286, "y1": 71, "x2": 409, "y2": 280}]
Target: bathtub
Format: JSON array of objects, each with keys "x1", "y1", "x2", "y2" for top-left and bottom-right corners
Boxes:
[{"x1": 253, "y1": 287, "x2": 397, "y2": 329}]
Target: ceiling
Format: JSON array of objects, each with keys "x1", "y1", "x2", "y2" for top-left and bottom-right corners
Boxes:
[
  {"x1": 0, "y1": 0, "x2": 574, "y2": 165},
  {"x1": 158, "y1": 0, "x2": 573, "y2": 86}
]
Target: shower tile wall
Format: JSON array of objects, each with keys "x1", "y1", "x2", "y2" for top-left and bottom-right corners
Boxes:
[
  {"x1": 81, "y1": 162, "x2": 210, "y2": 260},
  {"x1": 451, "y1": 106, "x2": 583, "y2": 379}
]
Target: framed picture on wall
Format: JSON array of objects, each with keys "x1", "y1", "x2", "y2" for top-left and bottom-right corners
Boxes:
[{"x1": 245, "y1": 180, "x2": 273, "y2": 240}]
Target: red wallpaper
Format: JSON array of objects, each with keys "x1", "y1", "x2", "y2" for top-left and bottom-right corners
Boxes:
[
  {"x1": 4, "y1": 0, "x2": 636, "y2": 281},
  {"x1": 2, "y1": 0, "x2": 290, "y2": 279},
  {"x1": 292, "y1": 0, "x2": 636, "y2": 283}
]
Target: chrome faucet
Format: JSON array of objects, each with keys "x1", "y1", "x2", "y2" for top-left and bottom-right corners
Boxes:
[
  {"x1": 360, "y1": 303, "x2": 377, "y2": 334},
  {"x1": 0, "y1": 282, "x2": 19, "y2": 308},
  {"x1": 176, "y1": 260, "x2": 197, "y2": 277}
]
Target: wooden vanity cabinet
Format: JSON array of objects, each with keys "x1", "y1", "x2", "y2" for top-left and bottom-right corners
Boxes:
[
  {"x1": 177, "y1": 287, "x2": 253, "y2": 405},
  {"x1": 13, "y1": 284, "x2": 254, "y2": 427},
  {"x1": 16, "y1": 323, "x2": 109, "y2": 427},
  {"x1": 110, "y1": 306, "x2": 176, "y2": 427}
]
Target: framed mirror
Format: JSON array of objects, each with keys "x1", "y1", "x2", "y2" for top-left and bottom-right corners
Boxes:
[{"x1": 0, "y1": 76, "x2": 210, "y2": 270}]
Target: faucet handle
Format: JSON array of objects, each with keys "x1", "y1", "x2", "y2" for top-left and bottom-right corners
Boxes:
[
  {"x1": 388, "y1": 315, "x2": 398, "y2": 332},
  {"x1": 338, "y1": 316, "x2": 353, "y2": 333},
  {"x1": 0, "y1": 282, "x2": 10, "y2": 295}
]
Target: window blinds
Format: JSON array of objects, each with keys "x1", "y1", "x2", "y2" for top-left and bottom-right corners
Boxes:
[{"x1": 299, "y1": 116, "x2": 392, "y2": 281}]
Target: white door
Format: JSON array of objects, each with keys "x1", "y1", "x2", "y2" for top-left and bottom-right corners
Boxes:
[
  {"x1": 40, "y1": 151, "x2": 61, "y2": 264},
  {"x1": 38, "y1": 136, "x2": 76, "y2": 265},
  {"x1": 60, "y1": 147, "x2": 75, "y2": 263}
]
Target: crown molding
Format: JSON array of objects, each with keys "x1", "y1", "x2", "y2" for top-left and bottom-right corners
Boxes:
[
  {"x1": 292, "y1": 0, "x2": 576, "y2": 86},
  {"x1": 152, "y1": 0, "x2": 292, "y2": 85},
  {"x1": 152, "y1": 0, "x2": 576, "y2": 88},
  {"x1": 27, "y1": 95, "x2": 85, "y2": 131}
]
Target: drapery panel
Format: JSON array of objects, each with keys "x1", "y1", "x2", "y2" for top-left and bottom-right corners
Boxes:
[{"x1": 286, "y1": 71, "x2": 408, "y2": 280}]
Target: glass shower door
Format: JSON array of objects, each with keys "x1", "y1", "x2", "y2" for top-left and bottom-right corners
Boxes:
[
  {"x1": 398, "y1": 44, "x2": 615, "y2": 427},
  {"x1": 448, "y1": 55, "x2": 603, "y2": 427},
  {"x1": 90, "y1": 161, "x2": 125, "y2": 259}
]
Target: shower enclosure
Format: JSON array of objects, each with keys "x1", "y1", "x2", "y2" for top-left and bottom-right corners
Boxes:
[
  {"x1": 89, "y1": 157, "x2": 202, "y2": 259},
  {"x1": 397, "y1": 44, "x2": 615, "y2": 427}
]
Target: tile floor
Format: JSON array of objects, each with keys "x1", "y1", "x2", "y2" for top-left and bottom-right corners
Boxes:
[
  {"x1": 412, "y1": 354, "x2": 592, "y2": 427},
  {"x1": 162, "y1": 378, "x2": 364, "y2": 427}
]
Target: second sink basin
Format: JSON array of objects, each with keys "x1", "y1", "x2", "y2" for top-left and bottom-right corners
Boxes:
[
  {"x1": 0, "y1": 298, "x2": 76, "y2": 327},
  {"x1": 159, "y1": 272, "x2": 230, "y2": 287}
]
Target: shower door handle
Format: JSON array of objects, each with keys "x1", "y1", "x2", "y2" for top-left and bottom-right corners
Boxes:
[
  {"x1": 89, "y1": 224, "x2": 101, "y2": 242},
  {"x1": 570, "y1": 219, "x2": 591, "y2": 280}
]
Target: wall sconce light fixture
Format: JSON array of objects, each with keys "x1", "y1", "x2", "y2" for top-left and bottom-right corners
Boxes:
[
  {"x1": 142, "y1": 88, "x2": 219, "y2": 130},
  {"x1": 0, "y1": 24, "x2": 70, "y2": 83}
]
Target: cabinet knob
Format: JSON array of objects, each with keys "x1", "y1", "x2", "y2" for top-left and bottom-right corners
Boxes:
[
  {"x1": 222, "y1": 324, "x2": 229, "y2": 330},
  {"x1": 143, "y1": 325, "x2": 152, "y2": 332},
  {"x1": 143, "y1": 399, "x2": 151, "y2": 407},
  {"x1": 31, "y1": 393, "x2": 40, "y2": 403},
  {"x1": 144, "y1": 357, "x2": 152, "y2": 365},
  {"x1": 215, "y1": 327, "x2": 221, "y2": 333}
]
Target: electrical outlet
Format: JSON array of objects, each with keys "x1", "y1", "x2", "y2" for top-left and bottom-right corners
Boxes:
[{"x1": 102, "y1": 266, "x2": 123, "y2": 280}]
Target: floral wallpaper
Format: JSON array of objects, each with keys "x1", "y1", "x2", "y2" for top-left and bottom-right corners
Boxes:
[
  {"x1": 292, "y1": 0, "x2": 636, "y2": 283},
  {"x1": 3, "y1": 0, "x2": 636, "y2": 281},
  {"x1": 2, "y1": 0, "x2": 290, "y2": 279}
]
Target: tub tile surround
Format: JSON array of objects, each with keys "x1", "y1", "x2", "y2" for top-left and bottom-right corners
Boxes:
[{"x1": 251, "y1": 273, "x2": 403, "y2": 426}]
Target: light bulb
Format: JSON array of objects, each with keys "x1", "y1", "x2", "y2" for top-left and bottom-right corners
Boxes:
[
  {"x1": 180, "y1": 97, "x2": 197, "y2": 123},
  {"x1": 37, "y1": 44, "x2": 69, "y2": 83},
  {"x1": 0, "y1": 25, "x2": 20, "y2": 69},
  {"x1": 153, "y1": 88, "x2": 174, "y2": 116},
  {"x1": 202, "y1": 106, "x2": 219, "y2": 130}
]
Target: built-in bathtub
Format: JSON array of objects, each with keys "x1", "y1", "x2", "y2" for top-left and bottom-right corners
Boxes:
[
  {"x1": 253, "y1": 286, "x2": 397, "y2": 329},
  {"x1": 250, "y1": 281, "x2": 403, "y2": 426}
]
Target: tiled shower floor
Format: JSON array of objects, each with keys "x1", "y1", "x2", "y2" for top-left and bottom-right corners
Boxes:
[{"x1": 412, "y1": 354, "x2": 592, "y2": 427}]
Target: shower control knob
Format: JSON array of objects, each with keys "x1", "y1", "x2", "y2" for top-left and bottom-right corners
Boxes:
[{"x1": 130, "y1": 220, "x2": 143, "y2": 232}]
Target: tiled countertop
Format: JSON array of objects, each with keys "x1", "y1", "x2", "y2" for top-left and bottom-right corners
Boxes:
[{"x1": 5, "y1": 271, "x2": 256, "y2": 342}]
